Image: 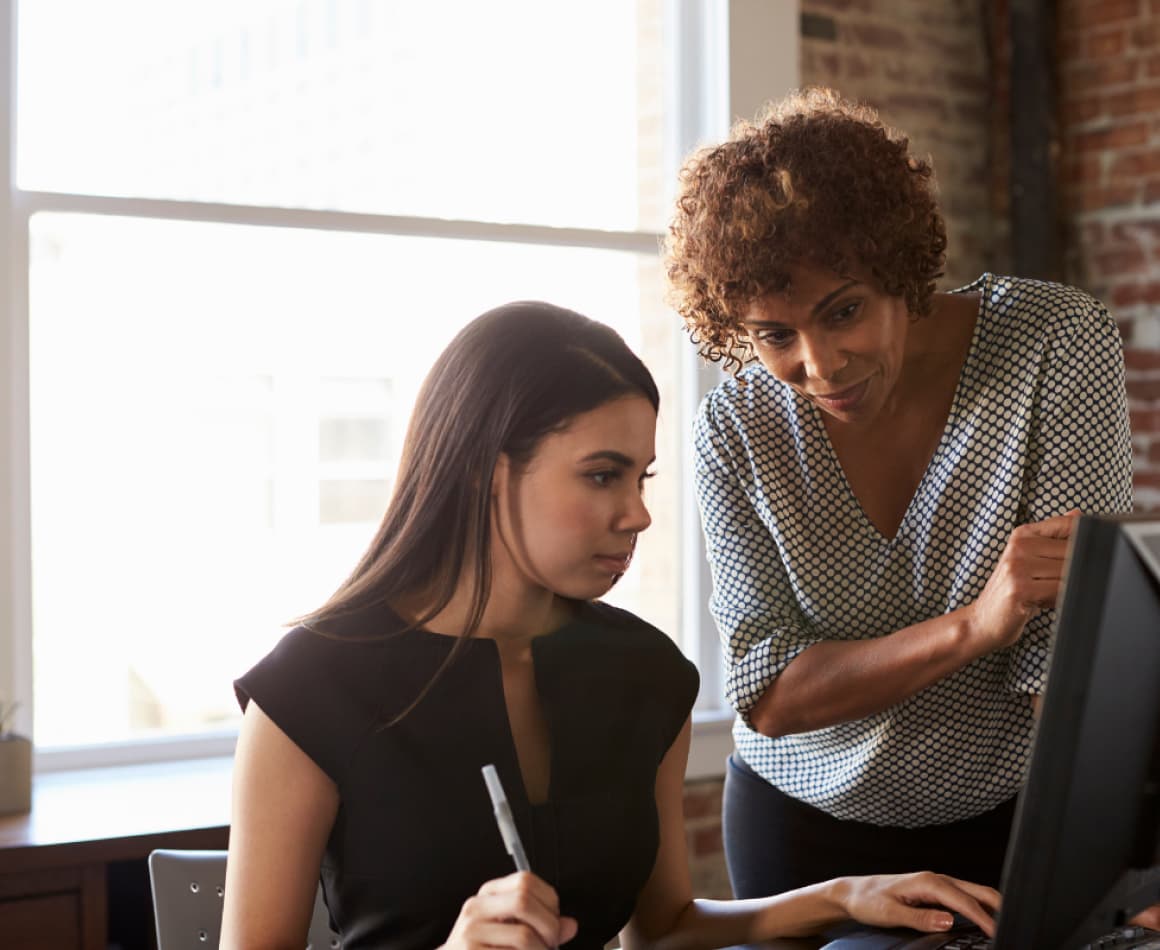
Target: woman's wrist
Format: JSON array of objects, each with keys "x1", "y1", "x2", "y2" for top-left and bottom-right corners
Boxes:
[
  {"x1": 824, "y1": 876, "x2": 855, "y2": 920},
  {"x1": 946, "y1": 603, "x2": 993, "y2": 664},
  {"x1": 758, "y1": 878, "x2": 852, "y2": 938}
]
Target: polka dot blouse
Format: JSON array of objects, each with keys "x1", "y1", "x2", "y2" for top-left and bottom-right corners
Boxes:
[{"x1": 693, "y1": 274, "x2": 1133, "y2": 827}]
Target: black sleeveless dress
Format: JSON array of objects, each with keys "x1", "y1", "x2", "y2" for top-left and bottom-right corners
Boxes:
[{"x1": 234, "y1": 599, "x2": 699, "y2": 950}]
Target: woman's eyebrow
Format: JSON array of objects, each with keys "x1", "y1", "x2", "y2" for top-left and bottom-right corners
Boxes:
[
  {"x1": 743, "y1": 280, "x2": 864, "y2": 328},
  {"x1": 579, "y1": 450, "x2": 633, "y2": 465},
  {"x1": 578, "y1": 450, "x2": 656, "y2": 467},
  {"x1": 811, "y1": 280, "x2": 862, "y2": 315}
]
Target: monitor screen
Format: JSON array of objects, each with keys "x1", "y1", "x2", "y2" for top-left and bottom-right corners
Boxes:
[{"x1": 995, "y1": 514, "x2": 1160, "y2": 949}]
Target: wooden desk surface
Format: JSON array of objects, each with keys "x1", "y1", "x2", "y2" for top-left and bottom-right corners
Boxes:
[{"x1": 0, "y1": 756, "x2": 232, "y2": 874}]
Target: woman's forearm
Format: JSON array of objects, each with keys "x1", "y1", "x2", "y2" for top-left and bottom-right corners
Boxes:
[
  {"x1": 625, "y1": 882, "x2": 847, "y2": 950},
  {"x1": 747, "y1": 606, "x2": 983, "y2": 737}
]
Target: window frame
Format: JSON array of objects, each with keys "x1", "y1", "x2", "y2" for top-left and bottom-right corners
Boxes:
[{"x1": 0, "y1": 0, "x2": 798, "y2": 779}]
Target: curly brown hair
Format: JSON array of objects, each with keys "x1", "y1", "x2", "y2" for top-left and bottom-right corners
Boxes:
[{"x1": 664, "y1": 87, "x2": 947, "y2": 371}]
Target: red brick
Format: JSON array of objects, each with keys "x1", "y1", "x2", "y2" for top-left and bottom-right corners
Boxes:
[
  {"x1": 1110, "y1": 219, "x2": 1160, "y2": 244},
  {"x1": 1129, "y1": 407, "x2": 1160, "y2": 432},
  {"x1": 1060, "y1": 0, "x2": 1141, "y2": 32},
  {"x1": 1131, "y1": 21, "x2": 1160, "y2": 48},
  {"x1": 914, "y1": 31, "x2": 980, "y2": 63},
  {"x1": 1111, "y1": 281, "x2": 1160, "y2": 307},
  {"x1": 1088, "y1": 28, "x2": 1127, "y2": 59},
  {"x1": 1108, "y1": 150, "x2": 1160, "y2": 180},
  {"x1": 843, "y1": 52, "x2": 874, "y2": 80},
  {"x1": 954, "y1": 100, "x2": 988, "y2": 125},
  {"x1": 1063, "y1": 58, "x2": 1139, "y2": 90},
  {"x1": 1126, "y1": 349, "x2": 1160, "y2": 371},
  {"x1": 692, "y1": 825, "x2": 723, "y2": 856},
  {"x1": 1064, "y1": 153, "x2": 1103, "y2": 186},
  {"x1": 803, "y1": 49, "x2": 842, "y2": 79},
  {"x1": 1062, "y1": 96, "x2": 1104, "y2": 124},
  {"x1": 1150, "y1": 442, "x2": 1160, "y2": 464},
  {"x1": 877, "y1": 59, "x2": 910, "y2": 83},
  {"x1": 1130, "y1": 378, "x2": 1160, "y2": 401},
  {"x1": 884, "y1": 93, "x2": 951, "y2": 120},
  {"x1": 1104, "y1": 85, "x2": 1160, "y2": 118},
  {"x1": 682, "y1": 787, "x2": 720, "y2": 819},
  {"x1": 1144, "y1": 177, "x2": 1160, "y2": 204},
  {"x1": 1072, "y1": 182, "x2": 1140, "y2": 210},
  {"x1": 1093, "y1": 246, "x2": 1149, "y2": 276},
  {"x1": 802, "y1": 0, "x2": 873, "y2": 12},
  {"x1": 1147, "y1": 53, "x2": 1160, "y2": 79},
  {"x1": 849, "y1": 23, "x2": 911, "y2": 49},
  {"x1": 1133, "y1": 470, "x2": 1160, "y2": 492},
  {"x1": 945, "y1": 70, "x2": 988, "y2": 94},
  {"x1": 1070, "y1": 121, "x2": 1149, "y2": 151},
  {"x1": 1081, "y1": 220, "x2": 1108, "y2": 245}
]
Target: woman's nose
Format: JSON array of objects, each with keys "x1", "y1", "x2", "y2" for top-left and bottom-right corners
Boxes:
[
  {"x1": 799, "y1": 334, "x2": 847, "y2": 381},
  {"x1": 619, "y1": 490, "x2": 652, "y2": 533}
]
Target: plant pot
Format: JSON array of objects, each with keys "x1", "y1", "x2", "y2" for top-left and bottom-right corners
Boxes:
[{"x1": 0, "y1": 734, "x2": 32, "y2": 816}]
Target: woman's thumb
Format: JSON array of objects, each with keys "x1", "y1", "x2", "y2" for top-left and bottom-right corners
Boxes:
[{"x1": 558, "y1": 916, "x2": 580, "y2": 944}]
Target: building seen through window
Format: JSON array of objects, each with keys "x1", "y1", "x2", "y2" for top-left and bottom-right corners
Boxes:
[{"x1": 18, "y1": 0, "x2": 683, "y2": 749}]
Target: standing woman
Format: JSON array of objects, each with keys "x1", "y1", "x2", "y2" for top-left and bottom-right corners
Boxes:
[
  {"x1": 221, "y1": 301, "x2": 999, "y2": 949},
  {"x1": 664, "y1": 88, "x2": 1133, "y2": 898}
]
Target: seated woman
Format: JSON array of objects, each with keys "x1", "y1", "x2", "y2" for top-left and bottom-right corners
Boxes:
[
  {"x1": 220, "y1": 301, "x2": 999, "y2": 949},
  {"x1": 663, "y1": 87, "x2": 1133, "y2": 899}
]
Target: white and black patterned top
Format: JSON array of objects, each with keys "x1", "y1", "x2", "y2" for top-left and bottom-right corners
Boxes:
[{"x1": 694, "y1": 274, "x2": 1133, "y2": 827}]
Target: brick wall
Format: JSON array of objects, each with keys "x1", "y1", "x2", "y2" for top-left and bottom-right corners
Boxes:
[
  {"x1": 1058, "y1": 0, "x2": 1160, "y2": 511},
  {"x1": 795, "y1": 0, "x2": 1160, "y2": 507},
  {"x1": 685, "y1": 779, "x2": 731, "y2": 897},
  {"x1": 799, "y1": 0, "x2": 994, "y2": 289}
]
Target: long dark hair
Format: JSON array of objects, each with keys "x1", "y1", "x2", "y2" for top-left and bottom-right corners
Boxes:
[{"x1": 300, "y1": 300, "x2": 658, "y2": 654}]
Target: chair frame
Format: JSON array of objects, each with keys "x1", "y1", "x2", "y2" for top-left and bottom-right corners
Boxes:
[{"x1": 148, "y1": 848, "x2": 340, "y2": 950}]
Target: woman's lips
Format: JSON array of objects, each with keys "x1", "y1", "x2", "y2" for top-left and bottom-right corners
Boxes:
[
  {"x1": 594, "y1": 553, "x2": 632, "y2": 574},
  {"x1": 811, "y1": 379, "x2": 869, "y2": 413}
]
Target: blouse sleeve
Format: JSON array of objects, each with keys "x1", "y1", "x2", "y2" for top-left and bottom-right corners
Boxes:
[
  {"x1": 693, "y1": 394, "x2": 822, "y2": 721},
  {"x1": 234, "y1": 625, "x2": 386, "y2": 785},
  {"x1": 1007, "y1": 294, "x2": 1133, "y2": 694}
]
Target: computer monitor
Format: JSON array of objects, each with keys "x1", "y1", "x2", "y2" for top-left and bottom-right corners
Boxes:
[{"x1": 995, "y1": 513, "x2": 1160, "y2": 949}]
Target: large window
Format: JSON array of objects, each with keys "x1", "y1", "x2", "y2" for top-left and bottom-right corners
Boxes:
[{"x1": 1, "y1": 0, "x2": 797, "y2": 772}]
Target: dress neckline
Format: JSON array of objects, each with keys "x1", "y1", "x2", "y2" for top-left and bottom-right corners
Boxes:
[{"x1": 803, "y1": 273, "x2": 991, "y2": 545}]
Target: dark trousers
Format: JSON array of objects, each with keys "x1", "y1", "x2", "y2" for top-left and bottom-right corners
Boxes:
[{"x1": 722, "y1": 753, "x2": 1016, "y2": 899}]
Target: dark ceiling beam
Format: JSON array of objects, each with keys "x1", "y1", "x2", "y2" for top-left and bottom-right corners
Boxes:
[{"x1": 1009, "y1": 0, "x2": 1061, "y2": 281}]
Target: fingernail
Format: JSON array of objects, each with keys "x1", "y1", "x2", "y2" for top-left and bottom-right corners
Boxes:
[{"x1": 937, "y1": 915, "x2": 953, "y2": 929}]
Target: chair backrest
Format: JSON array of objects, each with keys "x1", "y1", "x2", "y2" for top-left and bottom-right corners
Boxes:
[{"x1": 148, "y1": 848, "x2": 341, "y2": 950}]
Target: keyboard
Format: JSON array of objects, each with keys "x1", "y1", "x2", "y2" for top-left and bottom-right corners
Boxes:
[
  {"x1": 935, "y1": 932, "x2": 990, "y2": 950},
  {"x1": 820, "y1": 922, "x2": 1160, "y2": 949}
]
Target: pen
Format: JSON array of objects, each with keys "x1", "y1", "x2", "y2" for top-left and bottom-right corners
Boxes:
[{"x1": 481, "y1": 763, "x2": 530, "y2": 872}]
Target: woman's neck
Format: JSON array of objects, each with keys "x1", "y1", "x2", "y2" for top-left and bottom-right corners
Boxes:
[
  {"x1": 397, "y1": 566, "x2": 575, "y2": 646},
  {"x1": 891, "y1": 291, "x2": 979, "y2": 408}
]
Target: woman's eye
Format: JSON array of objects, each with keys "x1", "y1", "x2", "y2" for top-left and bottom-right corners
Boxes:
[
  {"x1": 830, "y1": 301, "x2": 860, "y2": 324},
  {"x1": 589, "y1": 470, "x2": 617, "y2": 487},
  {"x1": 756, "y1": 329, "x2": 794, "y2": 348}
]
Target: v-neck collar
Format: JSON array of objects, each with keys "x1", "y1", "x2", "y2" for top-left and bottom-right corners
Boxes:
[{"x1": 802, "y1": 273, "x2": 990, "y2": 545}]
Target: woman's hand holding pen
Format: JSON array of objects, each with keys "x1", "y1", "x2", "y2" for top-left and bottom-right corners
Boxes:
[
  {"x1": 964, "y1": 510, "x2": 1080, "y2": 655},
  {"x1": 440, "y1": 871, "x2": 578, "y2": 949}
]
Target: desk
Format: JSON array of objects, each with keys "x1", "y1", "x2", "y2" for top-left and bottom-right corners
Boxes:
[{"x1": 0, "y1": 756, "x2": 232, "y2": 950}]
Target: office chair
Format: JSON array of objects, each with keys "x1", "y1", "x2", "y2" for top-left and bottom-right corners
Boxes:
[{"x1": 148, "y1": 849, "x2": 341, "y2": 950}]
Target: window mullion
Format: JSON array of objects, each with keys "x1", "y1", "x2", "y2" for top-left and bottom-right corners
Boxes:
[
  {"x1": 1, "y1": 0, "x2": 33, "y2": 740},
  {"x1": 12, "y1": 190, "x2": 663, "y2": 255}
]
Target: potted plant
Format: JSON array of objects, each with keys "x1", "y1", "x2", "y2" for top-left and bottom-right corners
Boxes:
[{"x1": 0, "y1": 696, "x2": 31, "y2": 816}]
